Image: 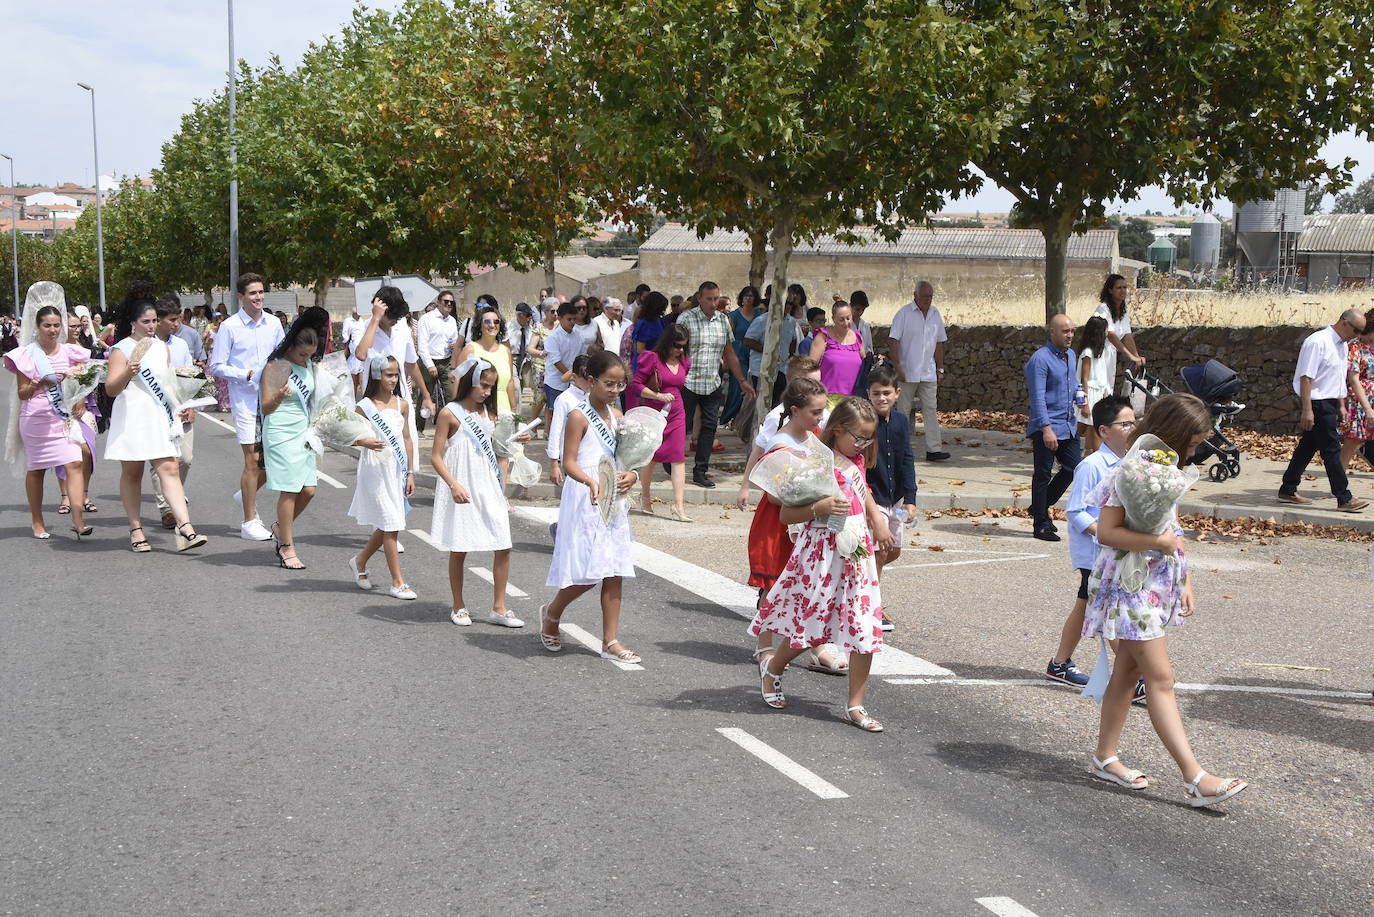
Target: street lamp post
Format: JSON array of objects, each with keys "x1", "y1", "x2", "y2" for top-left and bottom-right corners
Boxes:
[
  {"x1": 0, "y1": 153, "x2": 18, "y2": 315},
  {"x1": 227, "y1": 0, "x2": 239, "y2": 313},
  {"x1": 76, "y1": 82, "x2": 106, "y2": 314}
]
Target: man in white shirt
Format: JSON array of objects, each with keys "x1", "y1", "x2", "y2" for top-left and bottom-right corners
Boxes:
[
  {"x1": 350, "y1": 286, "x2": 434, "y2": 444},
  {"x1": 209, "y1": 273, "x2": 284, "y2": 541},
  {"x1": 541, "y1": 302, "x2": 582, "y2": 431},
  {"x1": 417, "y1": 291, "x2": 459, "y2": 409},
  {"x1": 152, "y1": 296, "x2": 198, "y2": 528},
  {"x1": 591, "y1": 297, "x2": 625, "y2": 353},
  {"x1": 1278, "y1": 309, "x2": 1368, "y2": 511},
  {"x1": 888, "y1": 280, "x2": 950, "y2": 462}
]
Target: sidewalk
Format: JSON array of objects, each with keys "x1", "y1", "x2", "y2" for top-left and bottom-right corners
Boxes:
[{"x1": 378, "y1": 416, "x2": 1374, "y2": 534}]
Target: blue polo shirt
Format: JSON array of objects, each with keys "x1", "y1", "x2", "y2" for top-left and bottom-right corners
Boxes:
[
  {"x1": 867, "y1": 410, "x2": 918, "y2": 507},
  {"x1": 1066, "y1": 444, "x2": 1124, "y2": 570},
  {"x1": 1024, "y1": 340, "x2": 1078, "y2": 440}
]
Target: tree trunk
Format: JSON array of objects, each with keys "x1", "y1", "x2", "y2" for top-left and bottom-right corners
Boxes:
[
  {"x1": 313, "y1": 276, "x2": 331, "y2": 308},
  {"x1": 757, "y1": 206, "x2": 798, "y2": 416},
  {"x1": 747, "y1": 227, "x2": 769, "y2": 290},
  {"x1": 1041, "y1": 216, "x2": 1073, "y2": 322},
  {"x1": 542, "y1": 234, "x2": 558, "y2": 298}
]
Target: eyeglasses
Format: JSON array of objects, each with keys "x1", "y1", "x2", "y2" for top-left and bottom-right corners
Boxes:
[
  {"x1": 598, "y1": 379, "x2": 627, "y2": 391},
  {"x1": 847, "y1": 429, "x2": 874, "y2": 448},
  {"x1": 1106, "y1": 420, "x2": 1137, "y2": 430}
]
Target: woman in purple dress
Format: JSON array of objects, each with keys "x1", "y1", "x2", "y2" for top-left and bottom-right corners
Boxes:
[
  {"x1": 810, "y1": 299, "x2": 866, "y2": 409},
  {"x1": 629, "y1": 322, "x2": 692, "y2": 522}
]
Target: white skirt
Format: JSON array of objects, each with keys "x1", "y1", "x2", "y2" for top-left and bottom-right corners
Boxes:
[
  {"x1": 546, "y1": 479, "x2": 635, "y2": 588},
  {"x1": 431, "y1": 439, "x2": 511, "y2": 553},
  {"x1": 349, "y1": 449, "x2": 408, "y2": 532}
]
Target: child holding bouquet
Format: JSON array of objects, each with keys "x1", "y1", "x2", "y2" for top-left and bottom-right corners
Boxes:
[
  {"x1": 347, "y1": 355, "x2": 418, "y2": 600},
  {"x1": 750, "y1": 397, "x2": 896, "y2": 731},
  {"x1": 430, "y1": 357, "x2": 526, "y2": 629},
  {"x1": 1084, "y1": 393, "x2": 1248, "y2": 808},
  {"x1": 540, "y1": 351, "x2": 642, "y2": 664}
]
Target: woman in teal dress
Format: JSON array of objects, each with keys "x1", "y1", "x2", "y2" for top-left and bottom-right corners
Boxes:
[{"x1": 261, "y1": 312, "x2": 326, "y2": 569}]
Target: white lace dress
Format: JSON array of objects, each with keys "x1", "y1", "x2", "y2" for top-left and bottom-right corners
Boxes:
[
  {"x1": 348, "y1": 402, "x2": 410, "y2": 532},
  {"x1": 546, "y1": 411, "x2": 636, "y2": 588},
  {"x1": 430, "y1": 405, "x2": 511, "y2": 553}
]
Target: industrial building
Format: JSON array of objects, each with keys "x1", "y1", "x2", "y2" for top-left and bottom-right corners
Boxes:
[{"x1": 1296, "y1": 214, "x2": 1374, "y2": 290}]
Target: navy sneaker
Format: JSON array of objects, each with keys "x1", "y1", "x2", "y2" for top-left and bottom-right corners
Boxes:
[
  {"x1": 880, "y1": 613, "x2": 895, "y2": 633},
  {"x1": 1131, "y1": 678, "x2": 1147, "y2": 706},
  {"x1": 1045, "y1": 658, "x2": 1089, "y2": 687}
]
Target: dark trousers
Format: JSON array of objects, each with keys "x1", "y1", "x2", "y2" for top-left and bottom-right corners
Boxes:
[
  {"x1": 1281, "y1": 397, "x2": 1351, "y2": 503},
  {"x1": 681, "y1": 383, "x2": 725, "y2": 478},
  {"x1": 1030, "y1": 431, "x2": 1082, "y2": 531}
]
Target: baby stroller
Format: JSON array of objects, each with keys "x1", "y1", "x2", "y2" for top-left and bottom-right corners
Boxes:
[{"x1": 1123, "y1": 359, "x2": 1246, "y2": 482}]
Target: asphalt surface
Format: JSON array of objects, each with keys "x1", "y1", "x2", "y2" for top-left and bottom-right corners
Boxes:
[{"x1": 3, "y1": 378, "x2": 1372, "y2": 916}]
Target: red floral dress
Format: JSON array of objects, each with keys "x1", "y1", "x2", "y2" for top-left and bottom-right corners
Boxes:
[
  {"x1": 748, "y1": 455, "x2": 884, "y2": 655},
  {"x1": 1341, "y1": 339, "x2": 1374, "y2": 441}
]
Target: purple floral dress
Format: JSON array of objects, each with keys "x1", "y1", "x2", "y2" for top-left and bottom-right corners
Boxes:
[{"x1": 1082, "y1": 474, "x2": 1188, "y2": 642}]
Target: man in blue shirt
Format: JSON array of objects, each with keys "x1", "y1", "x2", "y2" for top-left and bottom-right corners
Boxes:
[{"x1": 1024, "y1": 313, "x2": 1081, "y2": 541}]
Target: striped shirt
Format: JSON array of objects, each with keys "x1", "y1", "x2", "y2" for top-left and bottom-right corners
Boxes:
[{"x1": 678, "y1": 307, "x2": 732, "y2": 395}]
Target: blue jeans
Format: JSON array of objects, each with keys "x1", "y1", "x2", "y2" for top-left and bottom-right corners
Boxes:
[{"x1": 1030, "y1": 431, "x2": 1081, "y2": 531}]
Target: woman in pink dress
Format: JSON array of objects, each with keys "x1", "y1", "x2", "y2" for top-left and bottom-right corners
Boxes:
[
  {"x1": 628, "y1": 322, "x2": 692, "y2": 522},
  {"x1": 3, "y1": 283, "x2": 94, "y2": 540},
  {"x1": 1340, "y1": 309, "x2": 1374, "y2": 471},
  {"x1": 810, "y1": 299, "x2": 866, "y2": 408}
]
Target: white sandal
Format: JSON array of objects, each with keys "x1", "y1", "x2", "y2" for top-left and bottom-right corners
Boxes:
[
  {"x1": 1184, "y1": 770, "x2": 1247, "y2": 808},
  {"x1": 846, "y1": 705, "x2": 884, "y2": 733},
  {"x1": 1091, "y1": 754, "x2": 1149, "y2": 790},
  {"x1": 601, "y1": 640, "x2": 642, "y2": 664},
  {"x1": 538, "y1": 605, "x2": 561, "y2": 652},
  {"x1": 450, "y1": 608, "x2": 472, "y2": 626},
  {"x1": 760, "y1": 658, "x2": 786, "y2": 709}
]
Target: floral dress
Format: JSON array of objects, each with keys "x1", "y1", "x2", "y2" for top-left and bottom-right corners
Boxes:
[
  {"x1": 749, "y1": 455, "x2": 883, "y2": 655},
  {"x1": 1082, "y1": 474, "x2": 1189, "y2": 642},
  {"x1": 1340, "y1": 339, "x2": 1374, "y2": 441}
]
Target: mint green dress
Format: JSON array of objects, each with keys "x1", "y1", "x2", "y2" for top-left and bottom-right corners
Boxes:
[{"x1": 262, "y1": 361, "x2": 317, "y2": 493}]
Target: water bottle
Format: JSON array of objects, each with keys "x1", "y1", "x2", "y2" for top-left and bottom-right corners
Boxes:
[
  {"x1": 1074, "y1": 386, "x2": 1087, "y2": 408},
  {"x1": 420, "y1": 406, "x2": 433, "y2": 420}
]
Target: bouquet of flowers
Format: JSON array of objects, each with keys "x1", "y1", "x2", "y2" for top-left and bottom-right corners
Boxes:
[
  {"x1": 59, "y1": 359, "x2": 107, "y2": 442},
  {"x1": 595, "y1": 407, "x2": 667, "y2": 524},
  {"x1": 748, "y1": 434, "x2": 868, "y2": 561},
  {"x1": 1107, "y1": 433, "x2": 1200, "y2": 592},
  {"x1": 173, "y1": 366, "x2": 218, "y2": 410},
  {"x1": 493, "y1": 413, "x2": 541, "y2": 488},
  {"x1": 311, "y1": 402, "x2": 373, "y2": 452}
]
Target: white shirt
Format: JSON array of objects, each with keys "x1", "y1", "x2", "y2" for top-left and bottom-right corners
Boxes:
[
  {"x1": 507, "y1": 318, "x2": 536, "y2": 365},
  {"x1": 744, "y1": 312, "x2": 799, "y2": 378},
  {"x1": 889, "y1": 303, "x2": 947, "y2": 383},
  {"x1": 209, "y1": 308, "x2": 286, "y2": 411},
  {"x1": 350, "y1": 322, "x2": 419, "y2": 400},
  {"x1": 543, "y1": 326, "x2": 580, "y2": 390},
  {"x1": 339, "y1": 316, "x2": 364, "y2": 352},
  {"x1": 174, "y1": 324, "x2": 206, "y2": 362},
  {"x1": 592, "y1": 314, "x2": 624, "y2": 352},
  {"x1": 1293, "y1": 326, "x2": 1350, "y2": 400},
  {"x1": 416, "y1": 309, "x2": 458, "y2": 367},
  {"x1": 548, "y1": 385, "x2": 589, "y2": 461},
  {"x1": 855, "y1": 317, "x2": 874, "y2": 353},
  {"x1": 162, "y1": 333, "x2": 193, "y2": 370},
  {"x1": 573, "y1": 321, "x2": 599, "y2": 354},
  {"x1": 1091, "y1": 302, "x2": 1133, "y2": 385}
]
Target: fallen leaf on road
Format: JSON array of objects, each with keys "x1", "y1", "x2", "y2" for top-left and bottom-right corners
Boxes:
[
  {"x1": 926, "y1": 511, "x2": 943, "y2": 519},
  {"x1": 1244, "y1": 662, "x2": 1331, "y2": 672},
  {"x1": 948, "y1": 480, "x2": 966, "y2": 486},
  {"x1": 928, "y1": 545, "x2": 946, "y2": 552},
  {"x1": 1273, "y1": 557, "x2": 1282, "y2": 564},
  {"x1": 1222, "y1": 594, "x2": 1234, "y2": 599}
]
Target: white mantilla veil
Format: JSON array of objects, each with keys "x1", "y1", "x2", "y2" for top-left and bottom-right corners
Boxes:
[{"x1": 5, "y1": 282, "x2": 69, "y2": 475}]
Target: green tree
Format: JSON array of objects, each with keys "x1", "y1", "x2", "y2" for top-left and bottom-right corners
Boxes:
[
  {"x1": 965, "y1": 0, "x2": 1374, "y2": 320},
  {"x1": 552, "y1": 0, "x2": 1026, "y2": 400},
  {"x1": 0, "y1": 234, "x2": 55, "y2": 314},
  {"x1": 1333, "y1": 175, "x2": 1374, "y2": 214}
]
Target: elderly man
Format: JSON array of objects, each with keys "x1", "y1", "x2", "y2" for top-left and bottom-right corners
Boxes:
[
  {"x1": 1279, "y1": 309, "x2": 1369, "y2": 511},
  {"x1": 1024, "y1": 313, "x2": 1082, "y2": 541},
  {"x1": 889, "y1": 280, "x2": 950, "y2": 462},
  {"x1": 678, "y1": 281, "x2": 755, "y2": 487},
  {"x1": 592, "y1": 297, "x2": 625, "y2": 353}
]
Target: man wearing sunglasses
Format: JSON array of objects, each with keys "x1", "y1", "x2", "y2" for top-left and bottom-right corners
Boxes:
[{"x1": 418, "y1": 292, "x2": 460, "y2": 413}]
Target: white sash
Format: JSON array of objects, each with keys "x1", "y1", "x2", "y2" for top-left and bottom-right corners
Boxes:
[
  {"x1": 578, "y1": 400, "x2": 617, "y2": 460},
  {"x1": 359, "y1": 397, "x2": 411, "y2": 512},
  {"x1": 286, "y1": 364, "x2": 313, "y2": 412},
  {"x1": 449, "y1": 404, "x2": 502, "y2": 485},
  {"x1": 133, "y1": 343, "x2": 179, "y2": 436},
  {"x1": 27, "y1": 343, "x2": 69, "y2": 421}
]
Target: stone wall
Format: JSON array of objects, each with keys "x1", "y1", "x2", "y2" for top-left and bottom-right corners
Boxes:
[{"x1": 871, "y1": 323, "x2": 1312, "y2": 434}]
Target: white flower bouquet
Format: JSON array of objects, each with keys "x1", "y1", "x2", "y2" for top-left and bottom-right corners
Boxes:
[
  {"x1": 59, "y1": 360, "x2": 107, "y2": 442},
  {"x1": 493, "y1": 413, "x2": 541, "y2": 487},
  {"x1": 748, "y1": 433, "x2": 868, "y2": 561},
  {"x1": 614, "y1": 406, "x2": 667, "y2": 472},
  {"x1": 173, "y1": 367, "x2": 218, "y2": 407},
  {"x1": 312, "y1": 402, "x2": 373, "y2": 451},
  {"x1": 1109, "y1": 433, "x2": 1199, "y2": 592}
]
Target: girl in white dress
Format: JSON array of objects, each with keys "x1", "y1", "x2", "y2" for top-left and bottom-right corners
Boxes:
[
  {"x1": 104, "y1": 300, "x2": 207, "y2": 554},
  {"x1": 430, "y1": 357, "x2": 530, "y2": 628},
  {"x1": 539, "y1": 351, "x2": 642, "y2": 664},
  {"x1": 347, "y1": 355, "x2": 417, "y2": 600}
]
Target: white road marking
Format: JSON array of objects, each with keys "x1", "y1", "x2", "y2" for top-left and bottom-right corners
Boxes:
[
  {"x1": 509, "y1": 505, "x2": 953, "y2": 677},
  {"x1": 558, "y1": 621, "x2": 644, "y2": 671},
  {"x1": 975, "y1": 897, "x2": 1040, "y2": 917},
  {"x1": 407, "y1": 528, "x2": 439, "y2": 550},
  {"x1": 196, "y1": 412, "x2": 235, "y2": 433},
  {"x1": 885, "y1": 549, "x2": 1048, "y2": 570},
  {"x1": 316, "y1": 470, "x2": 346, "y2": 490},
  {"x1": 715, "y1": 728, "x2": 848, "y2": 800},
  {"x1": 470, "y1": 566, "x2": 529, "y2": 598},
  {"x1": 885, "y1": 677, "x2": 1371, "y2": 701}
]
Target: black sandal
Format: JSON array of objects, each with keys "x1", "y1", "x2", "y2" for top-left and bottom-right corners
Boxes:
[
  {"x1": 277, "y1": 544, "x2": 306, "y2": 570},
  {"x1": 58, "y1": 495, "x2": 71, "y2": 515},
  {"x1": 82, "y1": 500, "x2": 98, "y2": 513},
  {"x1": 130, "y1": 526, "x2": 151, "y2": 553}
]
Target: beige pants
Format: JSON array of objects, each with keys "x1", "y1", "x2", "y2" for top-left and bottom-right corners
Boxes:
[
  {"x1": 896, "y1": 380, "x2": 942, "y2": 452},
  {"x1": 152, "y1": 420, "x2": 195, "y2": 512}
]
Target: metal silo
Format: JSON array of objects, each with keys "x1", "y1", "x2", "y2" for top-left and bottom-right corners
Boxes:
[
  {"x1": 1190, "y1": 213, "x2": 1221, "y2": 272},
  {"x1": 1234, "y1": 188, "x2": 1304, "y2": 287},
  {"x1": 1148, "y1": 237, "x2": 1177, "y2": 273}
]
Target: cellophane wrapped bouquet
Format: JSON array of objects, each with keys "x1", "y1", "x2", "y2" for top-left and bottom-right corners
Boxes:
[
  {"x1": 309, "y1": 353, "x2": 371, "y2": 452},
  {"x1": 596, "y1": 406, "x2": 667, "y2": 524},
  {"x1": 747, "y1": 433, "x2": 869, "y2": 561},
  {"x1": 60, "y1": 359, "x2": 107, "y2": 442},
  {"x1": 493, "y1": 413, "x2": 541, "y2": 488},
  {"x1": 173, "y1": 367, "x2": 219, "y2": 410},
  {"x1": 1108, "y1": 433, "x2": 1199, "y2": 592}
]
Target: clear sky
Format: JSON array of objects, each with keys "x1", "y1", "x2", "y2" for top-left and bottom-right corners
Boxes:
[{"x1": 3, "y1": 1, "x2": 1371, "y2": 216}]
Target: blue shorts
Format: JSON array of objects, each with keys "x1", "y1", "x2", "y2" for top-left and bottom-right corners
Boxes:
[{"x1": 543, "y1": 384, "x2": 565, "y2": 407}]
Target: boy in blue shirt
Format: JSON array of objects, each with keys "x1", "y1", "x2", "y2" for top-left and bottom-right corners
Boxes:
[
  {"x1": 1045, "y1": 395, "x2": 1144, "y2": 703},
  {"x1": 866, "y1": 364, "x2": 918, "y2": 633}
]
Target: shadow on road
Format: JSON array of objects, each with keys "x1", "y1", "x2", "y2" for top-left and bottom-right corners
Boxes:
[
  {"x1": 1182, "y1": 690, "x2": 1374, "y2": 754},
  {"x1": 653, "y1": 638, "x2": 741, "y2": 666},
  {"x1": 356, "y1": 602, "x2": 448, "y2": 625},
  {"x1": 656, "y1": 684, "x2": 837, "y2": 723},
  {"x1": 463, "y1": 631, "x2": 546, "y2": 661}
]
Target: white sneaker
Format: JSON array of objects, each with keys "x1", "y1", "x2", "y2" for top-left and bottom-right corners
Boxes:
[
  {"x1": 396, "y1": 540, "x2": 405, "y2": 554},
  {"x1": 450, "y1": 608, "x2": 472, "y2": 626},
  {"x1": 486, "y1": 609, "x2": 525, "y2": 628},
  {"x1": 388, "y1": 584, "x2": 418, "y2": 600},
  {"x1": 240, "y1": 518, "x2": 272, "y2": 541}
]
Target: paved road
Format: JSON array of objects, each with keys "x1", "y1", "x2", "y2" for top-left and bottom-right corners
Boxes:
[{"x1": 2, "y1": 382, "x2": 1371, "y2": 916}]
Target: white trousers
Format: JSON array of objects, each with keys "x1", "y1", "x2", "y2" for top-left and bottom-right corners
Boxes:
[
  {"x1": 152, "y1": 420, "x2": 195, "y2": 510},
  {"x1": 896, "y1": 380, "x2": 943, "y2": 452}
]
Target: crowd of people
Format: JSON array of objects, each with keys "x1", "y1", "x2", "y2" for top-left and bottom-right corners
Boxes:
[{"x1": 33, "y1": 266, "x2": 1374, "y2": 811}]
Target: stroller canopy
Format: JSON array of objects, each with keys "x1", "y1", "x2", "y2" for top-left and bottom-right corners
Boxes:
[{"x1": 1181, "y1": 359, "x2": 1243, "y2": 404}]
